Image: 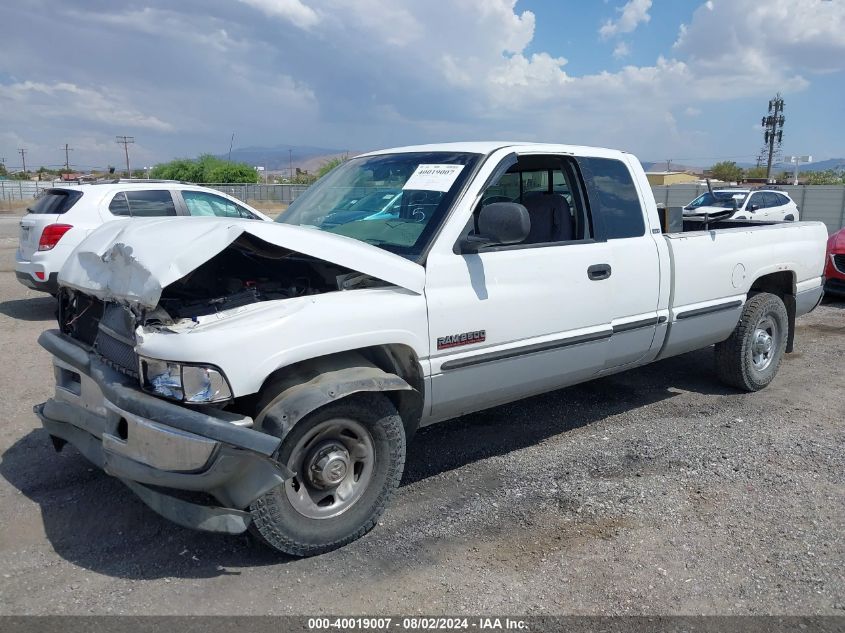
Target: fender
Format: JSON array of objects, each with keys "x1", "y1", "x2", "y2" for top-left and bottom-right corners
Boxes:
[{"x1": 254, "y1": 354, "x2": 415, "y2": 446}]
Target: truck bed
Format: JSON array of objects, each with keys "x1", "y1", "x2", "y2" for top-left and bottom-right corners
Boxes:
[{"x1": 657, "y1": 220, "x2": 828, "y2": 359}]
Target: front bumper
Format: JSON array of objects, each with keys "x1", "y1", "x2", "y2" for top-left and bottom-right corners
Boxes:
[
  {"x1": 36, "y1": 329, "x2": 291, "y2": 534},
  {"x1": 824, "y1": 277, "x2": 845, "y2": 297}
]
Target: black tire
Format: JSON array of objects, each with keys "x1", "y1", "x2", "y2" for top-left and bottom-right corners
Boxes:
[
  {"x1": 249, "y1": 393, "x2": 405, "y2": 557},
  {"x1": 714, "y1": 292, "x2": 788, "y2": 391}
]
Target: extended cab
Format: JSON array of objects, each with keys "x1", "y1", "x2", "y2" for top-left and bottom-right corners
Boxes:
[{"x1": 35, "y1": 143, "x2": 828, "y2": 556}]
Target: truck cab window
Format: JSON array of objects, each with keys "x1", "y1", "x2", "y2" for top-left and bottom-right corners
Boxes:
[
  {"x1": 476, "y1": 155, "x2": 592, "y2": 247},
  {"x1": 577, "y1": 157, "x2": 645, "y2": 240}
]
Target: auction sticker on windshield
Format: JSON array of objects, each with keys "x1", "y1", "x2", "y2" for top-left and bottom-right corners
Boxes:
[{"x1": 403, "y1": 164, "x2": 464, "y2": 192}]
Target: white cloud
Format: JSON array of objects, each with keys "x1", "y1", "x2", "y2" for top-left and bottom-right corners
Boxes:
[
  {"x1": 2, "y1": 0, "x2": 844, "y2": 165},
  {"x1": 237, "y1": 0, "x2": 320, "y2": 29},
  {"x1": 600, "y1": 0, "x2": 653, "y2": 39},
  {"x1": 674, "y1": 0, "x2": 845, "y2": 75},
  {"x1": 0, "y1": 81, "x2": 173, "y2": 131}
]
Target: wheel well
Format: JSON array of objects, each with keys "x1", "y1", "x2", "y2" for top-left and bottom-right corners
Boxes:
[
  {"x1": 257, "y1": 344, "x2": 425, "y2": 439},
  {"x1": 749, "y1": 271, "x2": 796, "y2": 352}
]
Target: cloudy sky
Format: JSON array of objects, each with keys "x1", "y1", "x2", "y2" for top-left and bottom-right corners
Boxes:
[{"x1": 2, "y1": 0, "x2": 844, "y2": 171}]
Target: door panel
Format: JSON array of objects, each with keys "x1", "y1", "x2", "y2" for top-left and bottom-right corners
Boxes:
[
  {"x1": 426, "y1": 241, "x2": 615, "y2": 420},
  {"x1": 604, "y1": 235, "x2": 662, "y2": 368}
]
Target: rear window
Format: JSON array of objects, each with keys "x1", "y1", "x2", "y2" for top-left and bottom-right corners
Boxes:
[
  {"x1": 109, "y1": 190, "x2": 177, "y2": 217},
  {"x1": 28, "y1": 189, "x2": 83, "y2": 214}
]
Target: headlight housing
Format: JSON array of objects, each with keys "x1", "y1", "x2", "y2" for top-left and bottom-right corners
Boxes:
[{"x1": 140, "y1": 357, "x2": 233, "y2": 403}]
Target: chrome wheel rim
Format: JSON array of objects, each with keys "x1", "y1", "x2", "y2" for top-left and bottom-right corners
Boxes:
[
  {"x1": 284, "y1": 418, "x2": 375, "y2": 519},
  {"x1": 751, "y1": 315, "x2": 778, "y2": 371}
]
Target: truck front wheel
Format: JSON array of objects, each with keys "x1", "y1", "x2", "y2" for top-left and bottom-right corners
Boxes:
[
  {"x1": 714, "y1": 292, "x2": 788, "y2": 391},
  {"x1": 249, "y1": 393, "x2": 405, "y2": 556}
]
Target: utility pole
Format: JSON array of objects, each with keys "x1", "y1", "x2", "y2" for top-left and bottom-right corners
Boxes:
[
  {"x1": 115, "y1": 136, "x2": 135, "y2": 178},
  {"x1": 666, "y1": 159, "x2": 672, "y2": 172},
  {"x1": 761, "y1": 94, "x2": 785, "y2": 183},
  {"x1": 228, "y1": 132, "x2": 235, "y2": 162},
  {"x1": 288, "y1": 149, "x2": 293, "y2": 181},
  {"x1": 18, "y1": 148, "x2": 28, "y2": 175},
  {"x1": 62, "y1": 143, "x2": 73, "y2": 172}
]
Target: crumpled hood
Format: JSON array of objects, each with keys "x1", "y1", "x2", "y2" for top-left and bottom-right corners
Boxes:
[{"x1": 58, "y1": 217, "x2": 425, "y2": 308}]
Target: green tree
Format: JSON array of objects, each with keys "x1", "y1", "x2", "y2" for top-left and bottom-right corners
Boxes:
[
  {"x1": 317, "y1": 157, "x2": 344, "y2": 179},
  {"x1": 710, "y1": 161, "x2": 744, "y2": 182},
  {"x1": 744, "y1": 166, "x2": 767, "y2": 179},
  {"x1": 801, "y1": 170, "x2": 844, "y2": 185},
  {"x1": 150, "y1": 154, "x2": 259, "y2": 183},
  {"x1": 0, "y1": 162, "x2": 7, "y2": 177}
]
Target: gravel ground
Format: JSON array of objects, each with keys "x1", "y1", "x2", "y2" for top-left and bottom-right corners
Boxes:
[{"x1": 0, "y1": 214, "x2": 842, "y2": 615}]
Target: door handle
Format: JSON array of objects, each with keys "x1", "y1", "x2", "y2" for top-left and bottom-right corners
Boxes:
[{"x1": 587, "y1": 263, "x2": 612, "y2": 281}]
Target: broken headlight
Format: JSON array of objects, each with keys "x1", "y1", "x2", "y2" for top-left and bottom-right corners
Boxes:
[{"x1": 140, "y1": 357, "x2": 233, "y2": 403}]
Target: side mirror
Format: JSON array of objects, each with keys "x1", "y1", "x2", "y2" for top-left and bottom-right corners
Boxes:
[
  {"x1": 463, "y1": 202, "x2": 530, "y2": 251},
  {"x1": 748, "y1": 204, "x2": 759, "y2": 212}
]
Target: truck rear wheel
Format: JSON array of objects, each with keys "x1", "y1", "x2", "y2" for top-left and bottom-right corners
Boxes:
[
  {"x1": 714, "y1": 292, "x2": 788, "y2": 391},
  {"x1": 249, "y1": 393, "x2": 405, "y2": 557}
]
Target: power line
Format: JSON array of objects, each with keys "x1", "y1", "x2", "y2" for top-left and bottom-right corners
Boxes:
[
  {"x1": 62, "y1": 143, "x2": 74, "y2": 171},
  {"x1": 761, "y1": 93, "x2": 785, "y2": 182},
  {"x1": 115, "y1": 136, "x2": 135, "y2": 178}
]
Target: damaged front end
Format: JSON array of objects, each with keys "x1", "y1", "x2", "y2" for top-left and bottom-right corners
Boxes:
[
  {"x1": 37, "y1": 218, "x2": 424, "y2": 533},
  {"x1": 36, "y1": 324, "x2": 292, "y2": 533}
]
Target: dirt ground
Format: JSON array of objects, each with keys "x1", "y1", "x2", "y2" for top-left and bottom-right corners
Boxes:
[{"x1": 0, "y1": 213, "x2": 842, "y2": 615}]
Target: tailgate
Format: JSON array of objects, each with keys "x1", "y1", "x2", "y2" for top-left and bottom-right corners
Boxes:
[
  {"x1": 18, "y1": 213, "x2": 60, "y2": 260},
  {"x1": 18, "y1": 189, "x2": 83, "y2": 260}
]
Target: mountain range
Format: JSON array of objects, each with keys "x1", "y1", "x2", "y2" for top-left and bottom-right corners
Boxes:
[
  {"x1": 643, "y1": 158, "x2": 845, "y2": 173},
  {"x1": 221, "y1": 145, "x2": 845, "y2": 175},
  {"x1": 220, "y1": 144, "x2": 351, "y2": 173}
]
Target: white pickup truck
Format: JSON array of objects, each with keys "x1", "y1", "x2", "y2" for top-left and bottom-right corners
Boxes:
[{"x1": 36, "y1": 142, "x2": 827, "y2": 556}]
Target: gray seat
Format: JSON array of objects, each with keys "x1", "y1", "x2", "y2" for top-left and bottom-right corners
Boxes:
[{"x1": 521, "y1": 192, "x2": 574, "y2": 244}]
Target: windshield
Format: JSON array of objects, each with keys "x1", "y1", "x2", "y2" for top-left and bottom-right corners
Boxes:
[
  {"x1": 688, "y1": 191, "x2": 748, "y2": 209},
  {"x1": 276, "y1": 152, "x2": 481, "y2": 259}
]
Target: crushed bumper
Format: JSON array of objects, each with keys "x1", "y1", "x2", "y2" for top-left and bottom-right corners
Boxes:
[{"x1": 36, "y1": 329, "x2": 292, "y2": 534}]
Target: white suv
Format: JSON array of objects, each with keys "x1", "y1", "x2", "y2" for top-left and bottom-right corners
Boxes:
[
  {"x1": 683, "y1": 188, "x2": 799, "y2": 222},
  {"x1": 15, "y1": 181, "x2": 271, "y2": 294}
]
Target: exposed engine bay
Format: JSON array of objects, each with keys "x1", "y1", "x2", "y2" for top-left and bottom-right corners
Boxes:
[
  {"x1": 152, "y1": 234, "x2": 366, "y2": 322},
  {"x1": 56, "y1": 234, "x2": 384, "y2": 376}
]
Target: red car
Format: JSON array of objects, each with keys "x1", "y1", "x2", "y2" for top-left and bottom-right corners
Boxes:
[{"x1": 825, "y1": 227, "x2": 845, "y2": 296}]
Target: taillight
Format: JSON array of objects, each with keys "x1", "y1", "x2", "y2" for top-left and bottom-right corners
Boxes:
[{"x1": 38, "y1": 224, "x2": 73, "y2": 251}]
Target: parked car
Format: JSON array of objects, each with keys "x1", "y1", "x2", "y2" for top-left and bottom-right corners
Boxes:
[
  {"x1": 15, "y1": 181, "x2": 270, "y2": 294},
  {"x1": 824, "y1": 227, "x2": 845, "y2": 296},
  {"x1": 35, "y1": 143, "x2": 827, "y2": 556},
  {"x1": 683, "y1": 188, "x2": 799, "y2": 222}
]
